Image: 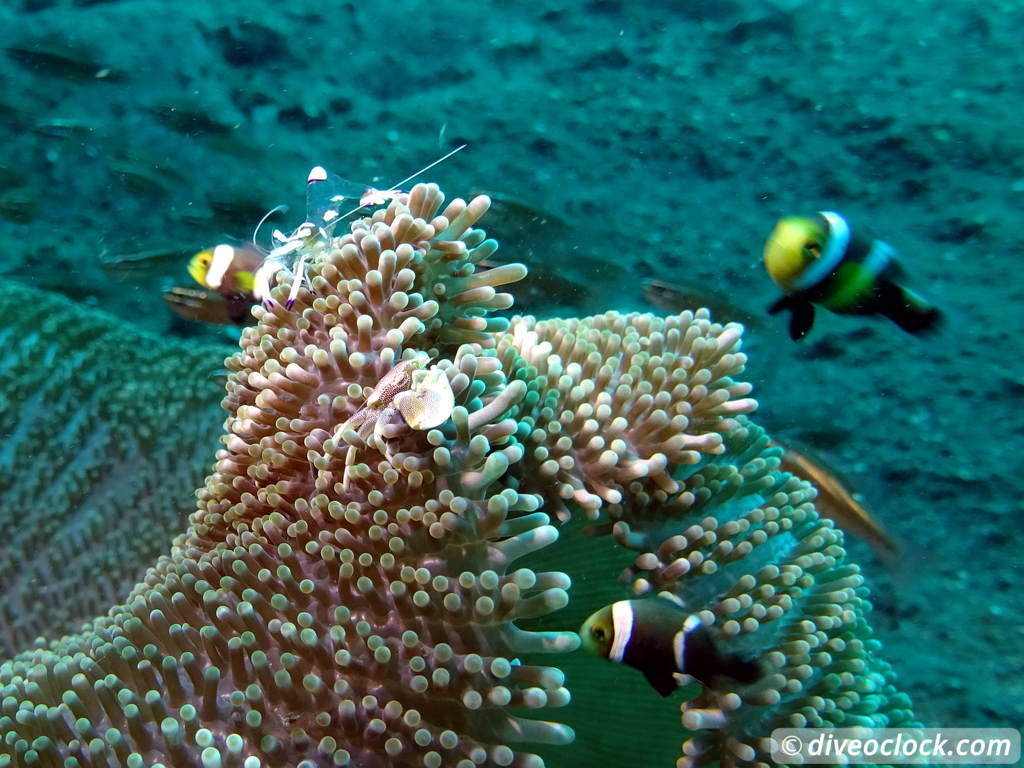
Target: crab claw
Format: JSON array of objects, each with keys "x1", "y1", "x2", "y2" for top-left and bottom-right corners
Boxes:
[{"x1": 394, "y1": 366, "x2": 455, "y2": 430}]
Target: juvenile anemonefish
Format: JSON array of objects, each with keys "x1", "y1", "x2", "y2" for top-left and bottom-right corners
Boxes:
[
  {"x1": 643, "y1": 278, "x2": 764, "y2": 330},
  {"x1": 764, "y1": 211, "x2": 943, "y2": 341},
  {"x1": 579, "y1": 595, "x2": 761, "y2": 697},
  {"x1": 175, "y1": 145, "x2": 472, "y2": 324},
  {"x1": 184, "y1": 244, "x2": 284, "y2": 324},
  {"x1": 188, "y1": 244, "x2": 263, "y2": 297}
]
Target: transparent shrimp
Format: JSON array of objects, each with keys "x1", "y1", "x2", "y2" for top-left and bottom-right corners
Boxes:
[
  {"x1": 305, "y1": 166, "x2": 367, "y2": 228},
  {"x1": 307, "y1": 143, "x2": 467, "y2": 233},
  {"x1": 267, "y1": 144, "x2": 469, "y2": 309}
]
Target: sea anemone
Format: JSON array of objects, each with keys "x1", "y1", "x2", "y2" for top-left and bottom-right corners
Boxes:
[{"x1": 0, "y1": 183, "x2": 917, "y2": 768}]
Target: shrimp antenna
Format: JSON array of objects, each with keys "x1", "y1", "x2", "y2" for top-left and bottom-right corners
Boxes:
[
  {"x1": 332, "y1": 143, "x2": 469, "y2": 225},
  {"x1": 251, "y1": 204, "x2": 289, "y2": 254},
  {"x1": 389, "y1": 143, "x2": 467, "y2": 192}
]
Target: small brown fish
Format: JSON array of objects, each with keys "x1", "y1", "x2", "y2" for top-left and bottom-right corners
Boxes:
[
  {"x1": 478, "y1": 257, "x2": 589, "y2": 312},
  {"x1": 98, "y1": 244, "x2": 197, "y2": 280},
  {"x1": 7, "y1": 39, "x2": 116, "y2": 81},
  {"x1": 32, "y1": 117, "x2": 98, "y2": 139},
  {"x1": 146, "y1": 103, "x2": 235, "y2": 137},
  {"x1": 468, "y1": 189, "x2": 569, "y2": 231},
  {"x1": 643, "y1": 279, "x2": 763, "y2": 329},
  {"x1": 107, "y1": 159, "x2": 184, "y2": 196},
  {"x1": 163, "y1": 286, "x2": 254, "y2": 326},
  {"x1": 773, "y1": 438, "x2": 899, "y2": 559}
]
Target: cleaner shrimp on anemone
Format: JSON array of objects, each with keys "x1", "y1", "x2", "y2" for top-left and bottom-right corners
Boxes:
[{"x1": 250, "y1": 144, "x2": 469, "y2": 309}]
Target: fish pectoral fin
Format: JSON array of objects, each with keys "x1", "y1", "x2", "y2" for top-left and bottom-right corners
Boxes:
[
  {"x1": 235, "y1": 269, "x2": 256, "y2": 295},
  {"x1": 163, "y1": 286, "x2": 234, "y2": 326},
  {"x1": 717, "y1": 654, "x2": 763, "y2": 686},
  {"x1": 643, "y1": 669, "x2": 678, "y2": 697},
  {"x1": 788, "y1": 300, "x2": 815, "y2": 341},
  {"x1": 767, "y1": 295, "x2": 793, "y2": 315},
  {"x1": 767, "y1": 295, "x2": 816, "y2": 341}
]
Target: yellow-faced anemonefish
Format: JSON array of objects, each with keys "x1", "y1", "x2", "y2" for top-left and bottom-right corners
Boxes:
[
  {"x1": 579, "y1": 594, "x2": 761, "y2": 697},
  {"x1": 183, "y1": 243, "x2": 284, "y2": 324},
  {"x1": 764, "y1": 211, "x2": 943, "y2": 341},
  {"x1": 173, "y1": 144, "x2": 474, "y2": 326}
]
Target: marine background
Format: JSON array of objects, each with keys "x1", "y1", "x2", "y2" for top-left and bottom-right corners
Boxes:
[{"x1": 0, "y1": 0, "x2": 1020, "y2": 755}]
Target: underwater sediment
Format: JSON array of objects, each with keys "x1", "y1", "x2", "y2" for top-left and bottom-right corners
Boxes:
[{"x1": 0, "y1": 185, "x2": 917, "y2": 767}]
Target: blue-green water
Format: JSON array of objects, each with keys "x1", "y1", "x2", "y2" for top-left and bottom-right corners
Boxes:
[{"x1": 0, "y1": 1, "x2": 1019, "y2": 766}]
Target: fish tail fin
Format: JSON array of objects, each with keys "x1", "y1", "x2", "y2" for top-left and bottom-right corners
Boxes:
[
  {"x1": 877, "y1": 281, "x2": 943, "y2": 335},
  {"x1": 685, "y1": 624, "x2": 763, "y2": 686},
  {"x1": 714, "y1": 653, "x2": 763, "y2": 685}
]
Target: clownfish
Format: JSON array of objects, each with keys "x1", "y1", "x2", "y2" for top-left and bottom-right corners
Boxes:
[
  {"x1": 184, "y1": 244, "x2": 284, "y2": 324},
  {"x1": 579, "y1": 595, "x2": 761, "y2": 697},
  {"x1": 764, "y1": 211, "x2": 943, "y2": 341},
  {"x1": 173, "y1": 145, "x2": 471, "y2": 325},
  {"x1": 188, "y1": 244, "x2": 265, "y2": 297}
]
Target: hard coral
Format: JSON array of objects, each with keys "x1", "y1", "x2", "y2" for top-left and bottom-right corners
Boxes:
[{"x1": 0, "y1": 284, "x2": 225, "y2": 658}]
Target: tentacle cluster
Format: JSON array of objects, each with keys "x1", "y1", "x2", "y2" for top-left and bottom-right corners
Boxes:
[
  {"x1": 496, "y1": 310, "x2": 757, "y2": 521},
  {"x1": 610, "y1": 422, "x2": 918, "y2": 767},
  {"x1": 0, "y1": 185, "x2": 576, "y2": 768},
  {"x1": 0, "y1": 183, "x2": 920, "y2": 768}
]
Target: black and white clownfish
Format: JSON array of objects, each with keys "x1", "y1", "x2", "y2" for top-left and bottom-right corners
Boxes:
[
  {"x1": 579, "y1": 595, "x2": 761, "y2": 697},
  {"x1": 763, "y1": 211, "x2": 943, "y2": 341}
]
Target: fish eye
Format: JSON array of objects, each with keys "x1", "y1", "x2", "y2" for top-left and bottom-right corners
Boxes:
[
  {"x1": 592, "y1": 627, "x2": 606, "y2": 641},
  {"x1": 803, "y1": 242, "x2": 822, "y2": 259}
]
